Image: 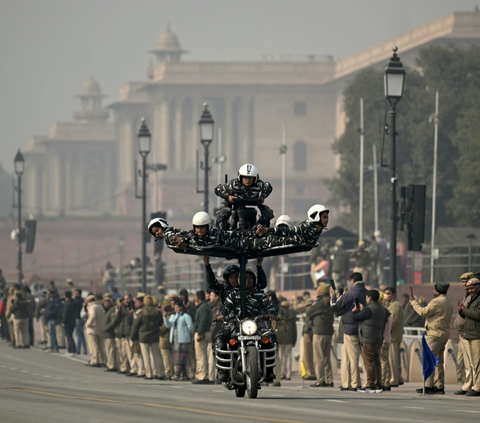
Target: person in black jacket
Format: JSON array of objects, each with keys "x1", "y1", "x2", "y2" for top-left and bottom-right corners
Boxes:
[
  {"x1": 73, "y1": 289, "x2": 87, "y2": 355},
  {"x1": 43, "y1": 290, "x2": 61, "y2": 352},
  {"x1": 352, "y1": 289, "x2": 385, "y2": 393},
  {"x1": 62, "y1": 291, "x2": 77, "y2": 355},
  {"x1": 330, "y1": 272, "x2": 367, "y2": 391},
  {"x1": 192, "y1": 290, "x2": 212, "y2": 384}
]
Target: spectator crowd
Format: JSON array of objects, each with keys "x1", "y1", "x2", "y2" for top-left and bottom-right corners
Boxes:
[{"x1": 0, "y1": 266, "x2": 479, "y2": 397}]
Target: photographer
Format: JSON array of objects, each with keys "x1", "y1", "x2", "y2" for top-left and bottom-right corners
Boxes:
[
  {"x1": 352, "y1": 289, "x2": 386, "y2": 393},
  {"x1": 330, "y1": 272, "x2": 367, "y2": 391}
]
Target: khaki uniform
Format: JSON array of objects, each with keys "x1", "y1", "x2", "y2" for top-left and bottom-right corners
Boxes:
[
  {"x1": 131, "y1": 306, "x2": 164, "y2": 379},
  {"x1": 160, "y1": 323, "x2": 173, "y2": 378},
  {"x1": 455, "y1": 293, "x2": 473, "y2": 391},
  {"x1": 461, "y1": 292, "x2": 480, "y2": 392},
  {"x1": 86, "y1": 301, "x2": 106, "y2": 365},
  {"x1": 386, "y1": 300, "x2": 404, "y2": 386},
  {"x1": 411, "y1": 295, "x2": 453, "y2": 388}
]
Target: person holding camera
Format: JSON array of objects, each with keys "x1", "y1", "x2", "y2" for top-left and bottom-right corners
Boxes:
[
  {"x1": 330, "y1": 272, "x2": 367, "y2": 391},
  {"x1": 352, "y1": 289, "x2": 386, "y2": 393}
]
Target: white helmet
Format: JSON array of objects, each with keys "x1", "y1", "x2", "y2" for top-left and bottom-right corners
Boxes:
[
  {"x1": 148, "y1": 217, "x2": 169, "y2": 236},
  {"x1": 307, "y1": 204, "x2": 329, "y2": 223},
  {"x1": 238, "y1": 164, "x2": 259, "y2": 182},
  {"x1": 276, "y1": 215, "x2": 294, "y2": 228},
  {"x1": 192, "y1": 211, "x2": 211, "y2": 227}
]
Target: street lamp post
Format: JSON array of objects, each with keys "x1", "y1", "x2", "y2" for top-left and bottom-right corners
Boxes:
[
  {"x1": 384, "y1": 46, "x2": 406, "y2": 287},
  {"x1": 138, "y1": 118, "x2": 151, "y2": 294},
  {"x1": 14, "y1": 149, "x2": 25, "y2": 284},
  {"x1": 198, "y1": 104, "x2": 214, "y2": 214}
]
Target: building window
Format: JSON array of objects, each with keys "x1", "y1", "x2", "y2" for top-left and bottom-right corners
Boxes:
[
  {"x1": 294, "y1": 141, "x2": 307, "y2": 172},
  {"x1": 294, "y1": 102, "x2": 306, "y2": 116}
]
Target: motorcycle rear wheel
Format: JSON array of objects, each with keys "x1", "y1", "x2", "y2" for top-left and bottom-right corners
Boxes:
[{"x1": 246, "y1": 345, "x2": 259, "y2": 399}]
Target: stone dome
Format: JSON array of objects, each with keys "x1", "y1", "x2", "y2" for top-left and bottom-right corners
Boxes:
[
  {"x1": 80, "y1": 77, "x2": 102, "y2": 97},
  {"x1": 155, "y1": 25, "x2": 183, "y2": 52}
]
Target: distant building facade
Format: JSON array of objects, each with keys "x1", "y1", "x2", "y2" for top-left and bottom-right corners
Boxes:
[{"x1": 23, "y1": 12, "x2": 480, "y2": 222}]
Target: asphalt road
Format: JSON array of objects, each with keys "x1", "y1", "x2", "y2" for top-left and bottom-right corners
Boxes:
[{"x1": 0, "y1": 341, "x2": 479, "y2": 423}]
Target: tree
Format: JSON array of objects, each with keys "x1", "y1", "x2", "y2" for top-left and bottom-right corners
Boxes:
[
  {"x1": 0, "y1": 160, "x2": 13, "y2": 216},
  {"x1": 328, "y1": 44, "x2": 480, "y2": 238}
]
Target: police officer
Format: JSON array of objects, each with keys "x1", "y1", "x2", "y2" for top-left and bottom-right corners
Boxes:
[
  {"x1": 454, "y1": 272, "x2": 474, "y2": 395},
  {"x1": 411, "y1": 283, "x2": 453, "y2": 395},
  {"x1": 458, "y1": 278, "x2": 480, "y2": 396}
]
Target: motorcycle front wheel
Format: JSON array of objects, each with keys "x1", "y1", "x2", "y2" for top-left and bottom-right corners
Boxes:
[
  {"x1": 235, "y1": 386, "x2": 246, "y2": 397},
  {"x1": 246, "y1": 345, "x2": 259, "y2": 399}
]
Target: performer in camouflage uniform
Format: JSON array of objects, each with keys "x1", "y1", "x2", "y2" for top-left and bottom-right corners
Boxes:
[
  {"x1": 250, "y1": 204, "x2": 329, "y2": 251},
  {"x1": 215, "y1": 163, "x2": 274, "y2": 229},
  {"x1": 214, "y1": 268, "x2": 278, "y2": 382},
  {"x1": 204, "y1": 256, "x2": 267, "y2": 303}
]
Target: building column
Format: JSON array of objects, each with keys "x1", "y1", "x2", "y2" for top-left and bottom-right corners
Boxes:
[
  {"x1": 104, "y1": 150, "x2": 113, "y2": 213},
  {"x1": 157, "y1": 98, "x2": 170, "y2": 167},
  {"x1": 223, "y1": 97, "x2": 235, "y2": 174},
  {"x1": 174, "y1": 97, "x2": 183, "y2": 172},
  {"x1": 64, "y1": 152, "x2": 72, "y2": 213}
]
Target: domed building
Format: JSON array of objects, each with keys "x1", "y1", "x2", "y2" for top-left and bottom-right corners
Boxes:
[{"x1": 23, "y1": 77, "x2": 116, "y2": 216}]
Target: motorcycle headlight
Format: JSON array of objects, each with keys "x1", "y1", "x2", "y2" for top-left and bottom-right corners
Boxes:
[{"x1": 241, "y1": 320, "x2": 257, "y2": 335}]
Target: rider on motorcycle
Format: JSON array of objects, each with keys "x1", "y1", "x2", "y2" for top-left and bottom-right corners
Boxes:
[
  {"x1": 214, "y1": 268, "x2": 278, "y2": 382},
  {"x1": 214, "y1": 164, "x2": 274, "y2": 230},
  {"x1": 204, "y1": 255, "x2": 267, "y2": 303}
]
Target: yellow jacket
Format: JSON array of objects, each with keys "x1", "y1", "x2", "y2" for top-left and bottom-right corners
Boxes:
[{"x1": 411, "y1": 295, "x2": 453, "y2": 342}]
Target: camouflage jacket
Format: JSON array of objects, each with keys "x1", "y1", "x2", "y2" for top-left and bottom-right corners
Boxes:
[
  {"x1": 214, "y1": 178, "x2": 273, "y2": 205},
  {"x1": 163, "y1": 227, "x2": 189, "y2": 247},
  {"x1": 221, "y1": 288, "x2": 277, "y2": 319},
  {"x1": 182, "y1": 227, "x2": 243, "y2": 249},
  {"x1": 247, "y1": 220, "x2": 321, "y2": 251},
  {"x1": 206, "y1": 264, "x2": 267, "y2": 303}
]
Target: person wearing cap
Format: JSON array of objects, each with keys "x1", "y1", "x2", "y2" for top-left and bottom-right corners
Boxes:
[
  {"x1": 410, "y1": 282, "x2": 453, "y2": 395},
  {"x1": 454, "y1": 272, "x2": 474, "y2": 395},
  {"x1": 352, "y1": 289, "x2": 386, "y2": 393},
  {"x1": 330, "y1": 239, "x2": 349, "y2": 289},
  {"x1": 307, "y1": 282, "x2": 334, "y2": 387},
  {"x1": 191, "y1": 290, "x2": 212, "y2": 384},
  {"x1": 159, "y1": 305, "x2": 174, "y2": 380},
  {"x1": 294, "y1": 292, "x2": 315, "y2": 381},
  {"x1": 131, "y1": 295, "x2": 165, "y2": 380},
  {"x1": 278, "y1": 299, "x2": 297, "y2": 382},
  {"x1": 378, "y1": 292, "x2": 393, "y2": 391},
  {"x1": 383, "y1": 286, "x2": 404, "y2": 388},
  {"x1": 103, "y1": 297, "x2": 119, "y2": 372},
  {"x1": 331, "y1": 272, "x2": 367, "y2": 391},
  {"x1": 351, "y1": 241, "x2": 370, "y2": 284},
  {"x1": 85, "y1": 294, "x2": 107, "y2": 367},
  {"x1": 458, "y1": 277, "x2": 480, "y2": 396}
]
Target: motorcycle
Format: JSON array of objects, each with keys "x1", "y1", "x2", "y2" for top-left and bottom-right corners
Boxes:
[{"x1": 214, "y1": 315, "x2": 277, "y2": 399}]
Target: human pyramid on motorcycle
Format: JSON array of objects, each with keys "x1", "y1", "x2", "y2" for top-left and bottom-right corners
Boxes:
[{"x1": 146, "y1": 163, "x2": 329, "y2": 396}]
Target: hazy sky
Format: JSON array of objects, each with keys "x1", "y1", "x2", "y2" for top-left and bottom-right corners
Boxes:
[{"x1": 0, "y1": 0, "x2": 478, "y2": 172}]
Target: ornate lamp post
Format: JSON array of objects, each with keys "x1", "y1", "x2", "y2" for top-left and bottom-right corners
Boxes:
[
  {"x1": 14, "y1": 149, "x2": 25, "y2": 284},
  {"x1": 198, "y1": 104, "x2": 214, "y2": 214},
  {"x1": 138, "y1": 118, "x2": 151, "y2": 293},
  {"x1": 384, "y1": 46, "x2": 406, "y2": 287}
]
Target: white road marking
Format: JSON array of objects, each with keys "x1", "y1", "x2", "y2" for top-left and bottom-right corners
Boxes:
[
  {"x1": 326, "y1": 400, "x2": 344, "y2": 403},
  {"x1": 10, "y1": 368, "x2": 17, "y2": 371},
  {"x1": 20, "y1": 370, "x2": 28, "y2": 373},
  {"x1": 403, "y1": 406, "x2": 426, "y2": 410},
  {"x1": 452, "y1": 410, "x2": 480, "y2": 414},
  {"x1": 213, "y1": 390, "x2": 223, "y2": 393}
]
